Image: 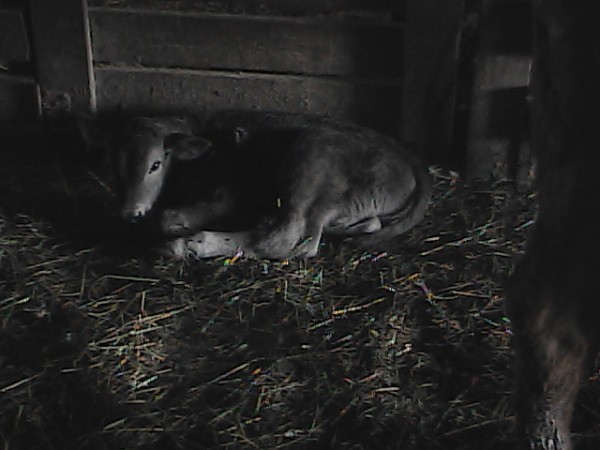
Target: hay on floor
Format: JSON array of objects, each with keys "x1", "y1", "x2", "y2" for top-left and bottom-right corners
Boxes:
[{"x1": 1, "y1": 130, "x2": 598, "y2": 450}]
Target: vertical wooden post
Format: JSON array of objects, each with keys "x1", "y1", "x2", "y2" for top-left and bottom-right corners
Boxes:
[
  {"x1": 401, "y1": 0, "x2": 464, "y2": 162},
  {"x1": 0, "y1": 6, "x2": 41, "y2": 123},
  {"x1": 29, "y1": 0, "x2": 95, "y2": 118},
  {"x1": 465, "y1": 0, "x2": 532, "y2": 182}
]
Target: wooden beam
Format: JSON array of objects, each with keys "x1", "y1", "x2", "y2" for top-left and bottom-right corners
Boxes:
[
  {"x1": 401, "y1": 0, "x2": 464, "y2": 159},
  {"x1": 87, "y1": 0, "x2": 404, "y2": 18},
  {"x1": 88, "y1": 8, "x2": 402, "y2": 80},
  {"x1": 0, "y1": 9, "x2": 30, "y2": 63},
  {"x1": 465, "y1": 0, "x2": 532, "y2": 182},
  {"x1": 94, "y1": 66, "x2": 401, "y2": 134},
  {"x1": 0, "y1": 74, "x2": 40, "y2": 123},
  {"x1": 29, "y1": 0, "x2": 96, "y2": 117}
]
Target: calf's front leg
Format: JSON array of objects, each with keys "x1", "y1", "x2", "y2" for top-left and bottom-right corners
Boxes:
[
  {"x1": 161, "y1": 196, "x2": 236, "y2": 235},
  {"x1": 164, "y1": 230, "x2": 254, "y2": 259}
]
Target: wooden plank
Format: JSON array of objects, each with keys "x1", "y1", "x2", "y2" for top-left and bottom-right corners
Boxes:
[
  {"x1": 29, "y1": 0, "x2": 96, "y2": 117},
  {"x1": 94, "y1": 66, "x2": 401, "y2": 134},
  {"x1": 88, "y1": 0, "x2": 404, "y2": 19},
  {"x1": 0, "y1": 9, "x2": 30, "y2": 63},
  {"x1": 484, "y1": 0, "x2": 531, "y2": 56},
  {"x1": 0, "y1": 73, "x2": 40, "y2": 123},
  {"x1": 401, "y1": 0, "x2": 464, "y2": 161},
  {"x1": 477, "y1": 55, "x2": 531, "y2": 90},
  {"x1": 89, "y1": 9, "x2": 403, "y2": 79},
  {"x1": 465, "y1": 0, "x2": 532, "y2": 182}
]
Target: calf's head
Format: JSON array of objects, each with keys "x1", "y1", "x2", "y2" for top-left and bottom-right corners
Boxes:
[{"x1": 78, "y1": 114, "x2": 212, "y2": 222}]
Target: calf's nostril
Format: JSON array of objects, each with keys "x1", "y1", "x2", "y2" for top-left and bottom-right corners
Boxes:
[
  {"x1": 124, "y1": 209, "x2": 145, "y2": 223},
  {"x1": 131, "y1": 211, "x2": 144, "y2": 223}
]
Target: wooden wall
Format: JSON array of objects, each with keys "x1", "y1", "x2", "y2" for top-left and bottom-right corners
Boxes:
[
  {"x1": 4, "y1": 0, "x2": 477, "y2": 172},
  {"x1": 465, "y1": 0, "x2": 532, "y2": 182},
  {"x1": 85, "y1": 0, "x2": 404, "y2": 135},
  {"x1": 0, "y1": 2, "x2": 40, "y2": 123},
  {"x1": 401, "y1": 0, "x2": 465, "y2": 164}
]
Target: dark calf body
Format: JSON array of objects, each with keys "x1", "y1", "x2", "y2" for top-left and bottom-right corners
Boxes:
[
  {"x1": 506, "y1": 1, "x2": 600, "y2": 449},
  {"x1": 165, "y1": 114, "x2": 432, "y2": 259},
  {"x1": 79, "y1": 111, "x2": 431, "y2": 260}
]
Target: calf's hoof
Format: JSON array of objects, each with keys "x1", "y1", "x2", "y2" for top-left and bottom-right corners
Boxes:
[
  {"x1": 159, "y1": 232, "x2": 215, "y2": 259},
  {"x1": 158, "y1": 238, "x2": 187, "y2": 260},
  {"x1": 161, "y1": 209, "x2": 191, "y2": 235}
]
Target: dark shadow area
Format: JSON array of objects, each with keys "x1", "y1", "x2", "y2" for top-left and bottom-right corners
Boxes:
[
  {"x1": 0, "y1": 126, "x2": 164, "y2": 258},
  {"x1": 0, "y1": 300, "x2": 125, "y2": 450}
]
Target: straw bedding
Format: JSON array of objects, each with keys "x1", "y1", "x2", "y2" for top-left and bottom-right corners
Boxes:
[{"x1": 1, "y1": 128, "x2": 599, "y2": 449}]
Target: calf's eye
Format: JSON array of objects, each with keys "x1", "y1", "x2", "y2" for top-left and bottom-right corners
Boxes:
[{"x1": 149, "y1": 161, "x2": 162, "y2": 173}]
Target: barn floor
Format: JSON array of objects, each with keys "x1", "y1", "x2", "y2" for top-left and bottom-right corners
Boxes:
[{"x1": 1, "y1": 128, "x2": 599, "y2": 450}]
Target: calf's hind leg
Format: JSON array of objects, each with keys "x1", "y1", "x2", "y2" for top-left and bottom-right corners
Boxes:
[
  {"x1": 326, "y1": 216, "x2": 382, "y2": 235},
  {"x1": 250, "y1": 211, "x2": 309, "y2": 259}
]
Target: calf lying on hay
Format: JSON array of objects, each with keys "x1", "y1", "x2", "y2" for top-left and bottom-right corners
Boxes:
[
  {"x1": 0, "y1": 126, "x2": 599, "y2": 449},
  {"x1": 76, "y1": 111, "x2": 432, "y2": 260}
]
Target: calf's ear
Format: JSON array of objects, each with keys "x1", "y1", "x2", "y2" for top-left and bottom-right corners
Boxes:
[
  {"x1": 164, "y1": 133, "x2": 212, "y2": 160},
  {"x1": 234, "y1": 127, "x2": 250, "y2": 145}
]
